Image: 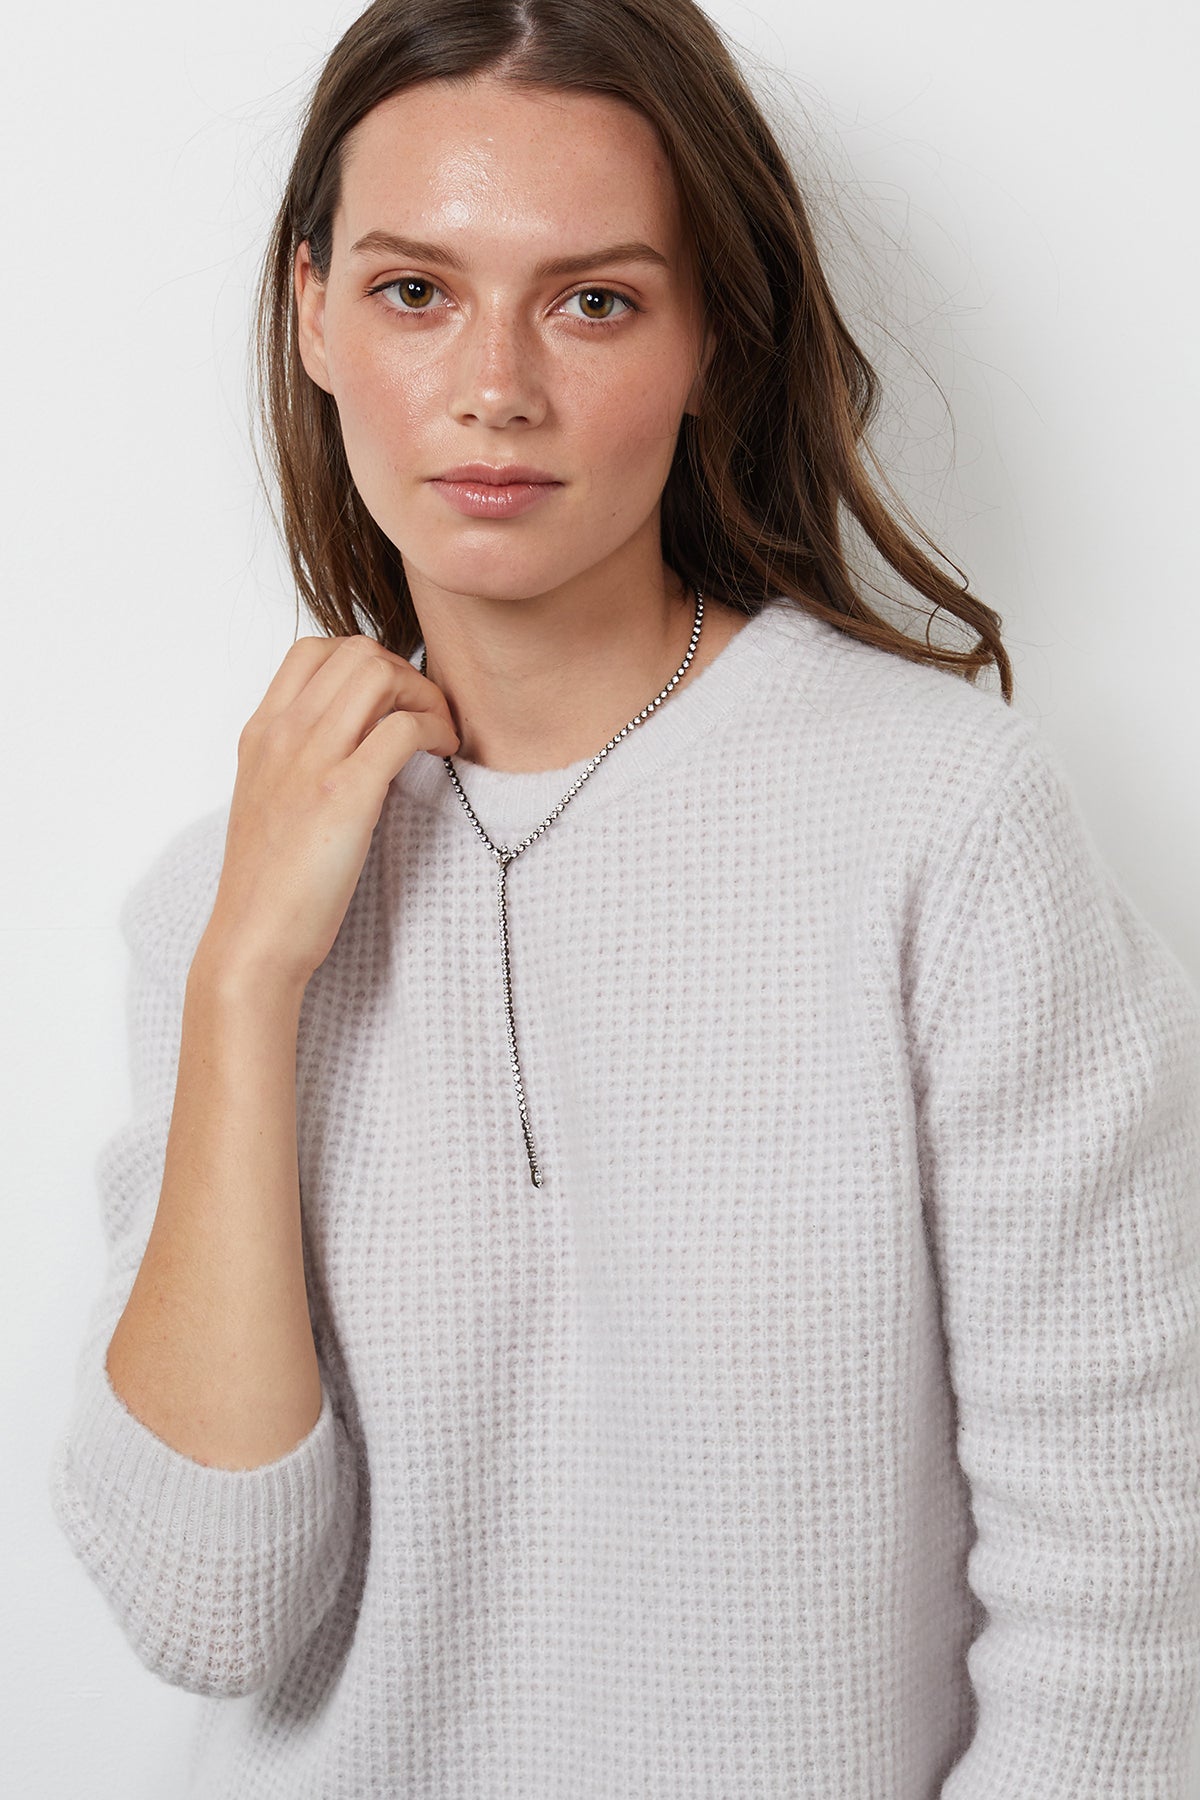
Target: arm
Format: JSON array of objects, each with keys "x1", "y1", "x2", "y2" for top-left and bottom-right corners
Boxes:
[
  {"x1": 47, "y1": 814, "x2": 359, "y2": 1699},
  {"x1": 906, "y1": 732, "x2": 1200, "y2": 1796},
  {"x1": 106, "y1": 945, "x2": 324, "y2": 1470}
]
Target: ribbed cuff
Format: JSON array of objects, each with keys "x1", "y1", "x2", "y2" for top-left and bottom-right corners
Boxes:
[{"x1": 59, "y1": 1355, "x2": 344, "y2": 1558}]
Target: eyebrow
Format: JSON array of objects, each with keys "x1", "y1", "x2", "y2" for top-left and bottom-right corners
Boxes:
[{"x1": 348, "y1": 230, "x2": 672, "y2": 279}]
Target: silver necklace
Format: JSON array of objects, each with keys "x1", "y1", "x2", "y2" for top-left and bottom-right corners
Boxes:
[{"x1": 419, "y1": 588, "x2": 706, "y2": 1189}]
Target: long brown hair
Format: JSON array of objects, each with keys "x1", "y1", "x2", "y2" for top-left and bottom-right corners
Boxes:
[{"x1": 250, "y1": 0, "x2": 1014, "y2": 702}]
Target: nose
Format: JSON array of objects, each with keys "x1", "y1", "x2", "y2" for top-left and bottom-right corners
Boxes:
[{"x1": 447, "y1": 303, "x2": 547, "y2": 430}]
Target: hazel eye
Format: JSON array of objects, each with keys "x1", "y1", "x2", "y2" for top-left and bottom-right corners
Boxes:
[
  {"x1": 563, "y1": 287, "x2": 634, "y2": 324},
  {"x1": 386, "y1": 277, "x2": 440, "y2": 311}
]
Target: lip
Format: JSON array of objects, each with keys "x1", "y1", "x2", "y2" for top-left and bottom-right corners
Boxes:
[
  {"x1": 433, "y1": 462, "x2": 560, "y2": 484},
  {"x1": 429, "y1": 464, "x2": 563, "y2": 520}
]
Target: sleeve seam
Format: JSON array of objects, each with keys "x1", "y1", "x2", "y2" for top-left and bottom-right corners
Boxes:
[{"x1": 904, "y1": 721, "x2": 1039, "y2": 1042}]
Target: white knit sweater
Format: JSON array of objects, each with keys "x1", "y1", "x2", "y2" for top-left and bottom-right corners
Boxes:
[{"x1": 49, "y1": 597, "x2": 1200, "y2": 1797}]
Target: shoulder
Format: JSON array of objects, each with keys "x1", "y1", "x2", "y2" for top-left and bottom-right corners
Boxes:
[
  {"x1": 758, "y1": 607, "x2": 1184, "y2": 1002},
  {"x1": 118, "y1": 801, "x2": 231, "y2": 988},
  {"x1": 759, "y1": 598, "x2": 1051, "y2": 855}
]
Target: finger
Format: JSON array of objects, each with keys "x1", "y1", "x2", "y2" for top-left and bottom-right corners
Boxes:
[
  {"x1": 285, "y1": 637, "x2": 443, "y2": 734},
  {"x1": 255, "y1": 632, "x2": 418, "y2": 721},
  {"x1": 314, "y1": 655, "x2": 456, "y2": 762},
  {"x1": 252, "y1": 635, "x2": 343, "y2": 722},
  {"x1": 345, "y1": 705, "x2": 460, "y2": 787}
]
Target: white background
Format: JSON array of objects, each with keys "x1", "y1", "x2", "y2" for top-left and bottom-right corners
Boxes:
[{"x1": 3, "y1": 1, "x2": 1196, "y2": 1791}]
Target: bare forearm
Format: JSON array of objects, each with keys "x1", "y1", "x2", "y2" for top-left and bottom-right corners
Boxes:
[{"x1": 105, "y1": 938, "x2": 321, "y2": 1470}]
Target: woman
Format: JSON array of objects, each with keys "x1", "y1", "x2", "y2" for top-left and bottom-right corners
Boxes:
[{"x1": 49, "y1": 1, "x2": 1200, "y2": 1794}]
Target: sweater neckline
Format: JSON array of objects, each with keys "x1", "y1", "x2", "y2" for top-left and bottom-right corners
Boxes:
[{"x1": 395, "y1": 595, "x2": 808, "y2": 844}]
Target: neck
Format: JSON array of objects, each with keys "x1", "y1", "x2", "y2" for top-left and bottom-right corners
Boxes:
[{"x1": 413, "y1": 571, "x2": 740, "y2": 775}]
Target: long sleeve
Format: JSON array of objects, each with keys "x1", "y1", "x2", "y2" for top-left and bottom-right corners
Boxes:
[
  {"x1": 47, "y1": 813, "x2": 360, "y2": 1700},
  {"x1": 905, "y1": 727, "x2": 1200, "y2": 1796}
]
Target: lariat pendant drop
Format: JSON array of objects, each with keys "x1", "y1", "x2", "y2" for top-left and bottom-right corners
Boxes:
[
  {"x1": 418, "y1": 587, "x2": 707, "y2": 1189},
  {"x1": 494, "y1": 847, "x2": 542, "y2": 1187}
]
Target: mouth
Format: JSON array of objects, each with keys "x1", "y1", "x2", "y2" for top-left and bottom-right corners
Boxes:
[{"x1": 428, "y1": 470, "x2": 564, "y2": 520}]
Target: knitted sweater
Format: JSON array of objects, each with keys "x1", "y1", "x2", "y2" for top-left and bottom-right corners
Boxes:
[{"x1": 49, "y1": 596, "x2": 1200, "y2": 1798}]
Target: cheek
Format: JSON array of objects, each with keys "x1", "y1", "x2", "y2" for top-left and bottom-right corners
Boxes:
[
  {"x1": 333, "y1": 349, "x2": 429, "y2": 467},
  {"x1": 559, "y1": 347, "x2": 695, "y2": 471}
]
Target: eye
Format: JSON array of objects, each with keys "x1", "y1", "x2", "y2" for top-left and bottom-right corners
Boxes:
[
  {"x1": 371, "y1": 276, "x2": 444, "y2": 313},
  {"x1": 560, "y1": 286, "x2": 637, "y2": 327}
]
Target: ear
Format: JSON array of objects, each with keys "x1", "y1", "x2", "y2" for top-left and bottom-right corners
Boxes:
[
  {"x1": 294, "y1": 240, "x2": 334, "y2": 395},
  {"x1": 684, "y1": 322, "x2": 716, "y2": 418}
]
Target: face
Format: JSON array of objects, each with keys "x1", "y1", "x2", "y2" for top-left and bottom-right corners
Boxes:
[{"x1": 294, "y1": 75, "x2": 713, "y2": 607}]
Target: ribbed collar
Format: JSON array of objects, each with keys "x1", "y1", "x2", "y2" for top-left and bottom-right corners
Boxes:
[{"x1": 392, "y1": 594, "x2": 817, "y2": 845}]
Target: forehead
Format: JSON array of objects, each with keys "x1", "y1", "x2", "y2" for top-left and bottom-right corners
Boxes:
[{"x1": 336, "y1": 77, "x2": 685, "y2": 258}]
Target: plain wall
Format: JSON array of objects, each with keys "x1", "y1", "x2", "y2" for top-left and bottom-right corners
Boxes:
[{"x1": 4, "y1": 1, "x2": 1196, "y2": 1790}]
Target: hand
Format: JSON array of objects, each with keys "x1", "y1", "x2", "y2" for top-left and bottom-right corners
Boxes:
[{"x1": 199, "y1": 634, "x2": 459, "y2": 991}]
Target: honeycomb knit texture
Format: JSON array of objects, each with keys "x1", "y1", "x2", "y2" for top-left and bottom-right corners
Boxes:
[{"x1": 49, "y1": 597, "x2": 1200, "y2": 1797}]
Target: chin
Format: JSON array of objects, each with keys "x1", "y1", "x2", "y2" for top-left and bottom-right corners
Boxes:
[
  {"x1": 397, "y1": 557, "x2": 576, "y2": 606},
  {"x1": 395, "y1": 535, "x2": 593, "y2": 600}
]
